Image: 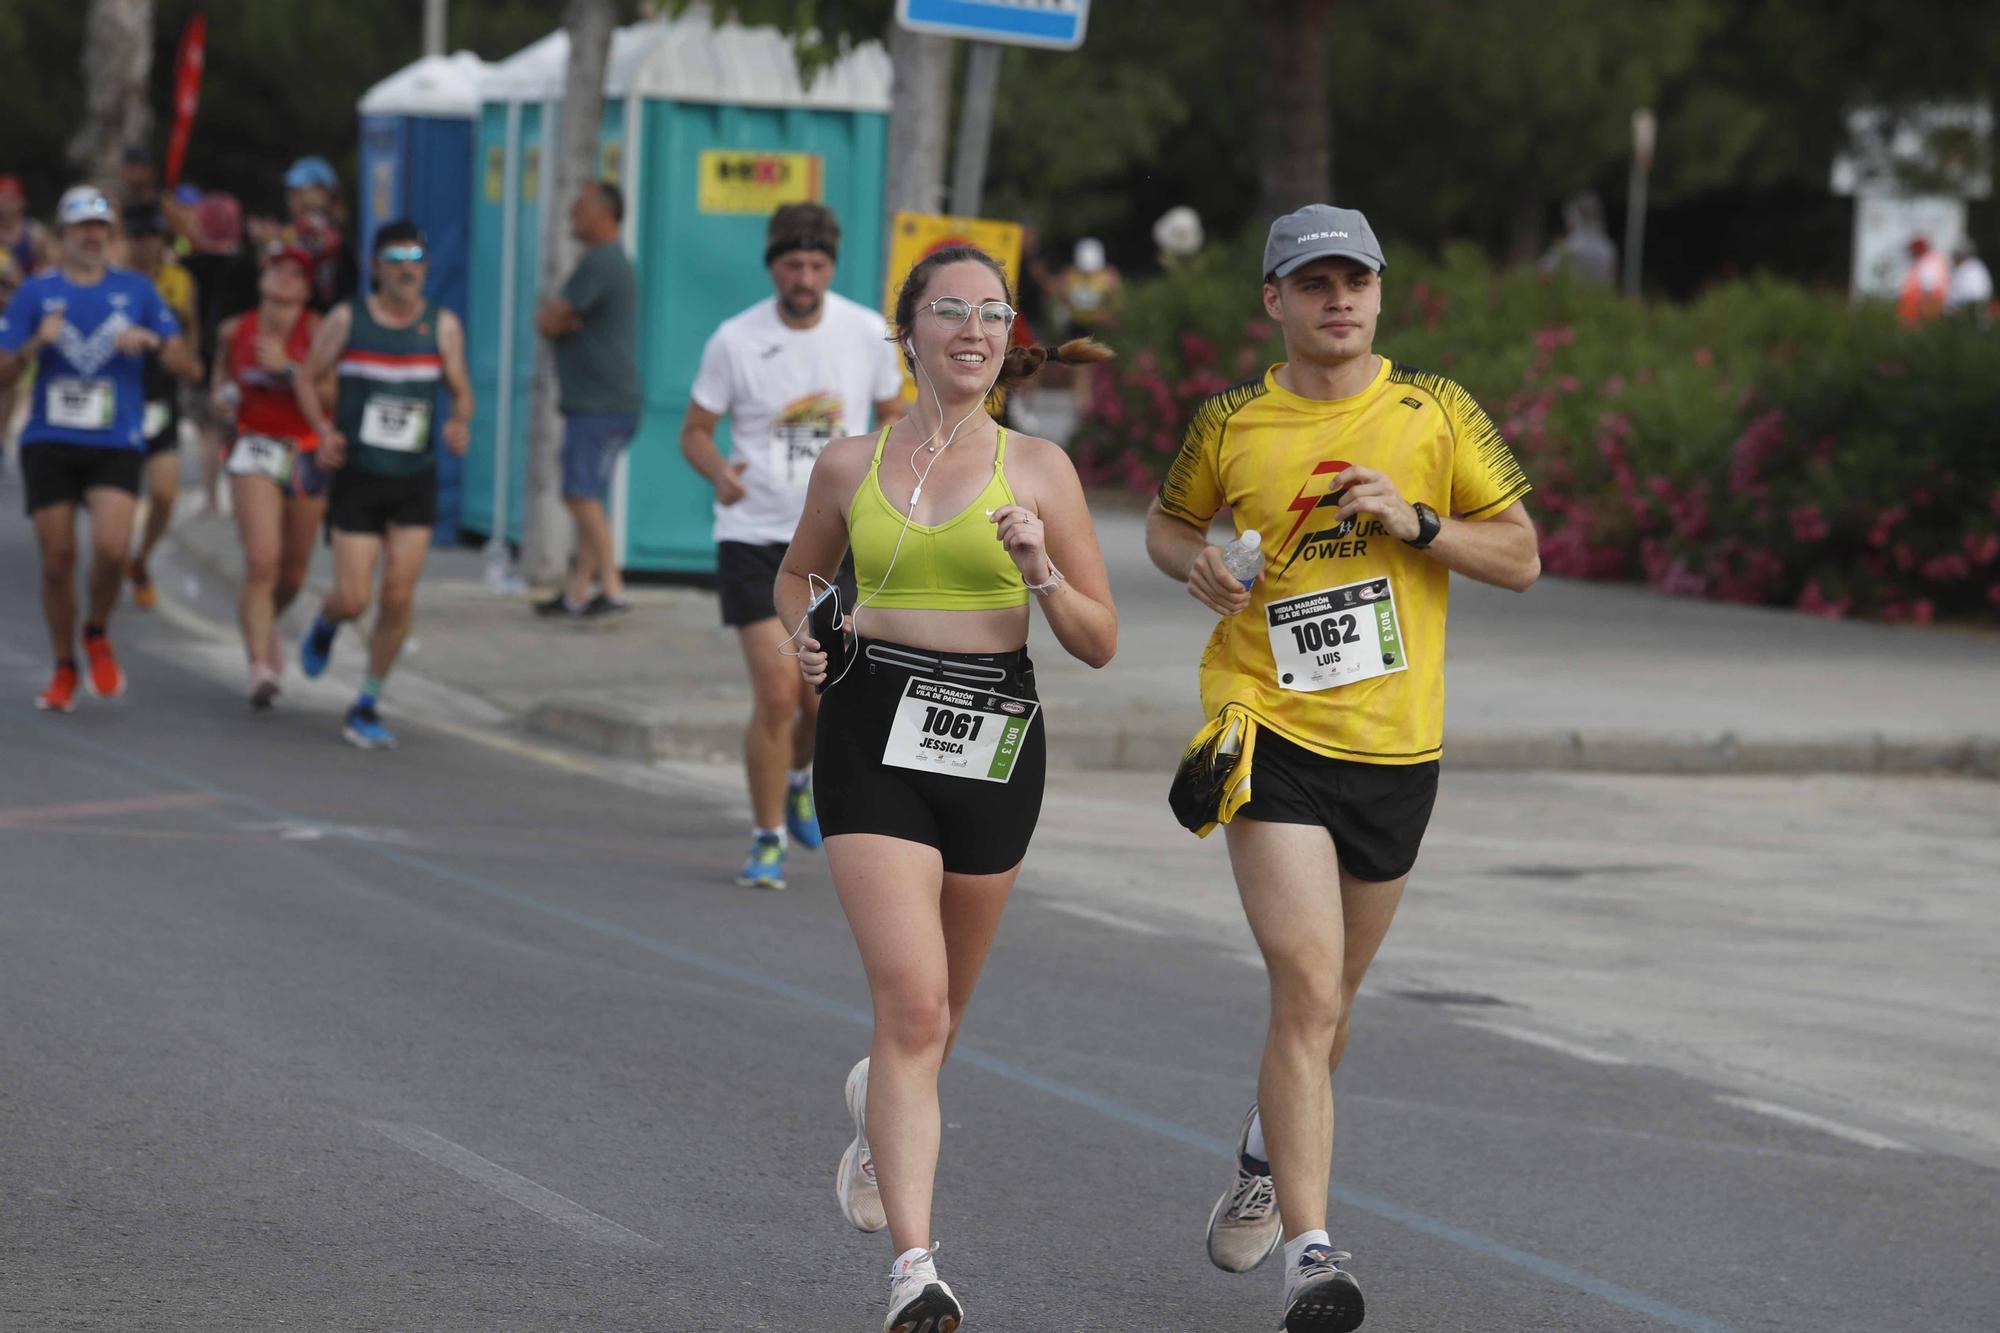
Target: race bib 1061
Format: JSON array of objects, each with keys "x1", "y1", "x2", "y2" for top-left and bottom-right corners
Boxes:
[
  {"x1": 881, "y1": 677, "x2": 1039, "y2": 783},
  {"x1": 1265, "y1": 576, "x2": 1409, "y2": 693}
]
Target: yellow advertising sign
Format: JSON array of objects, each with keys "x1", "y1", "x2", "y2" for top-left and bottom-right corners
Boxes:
[
  {"x1": 600, "y1": 139, "x2": 624, "y2": 186},
  {"x1": 483, "y1": 145, "x2": 504, "y2": 203},
  {"x1": 881, "y1": 212, "x2": 1026, "y2": 399},
  {"x1": 697, "y1": 150, "x2": 823, "y2": 215}
]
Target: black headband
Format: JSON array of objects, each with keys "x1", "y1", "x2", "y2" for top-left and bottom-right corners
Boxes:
[{"x1": 765, "y1": 236, "x2": 837, "y2": 267}]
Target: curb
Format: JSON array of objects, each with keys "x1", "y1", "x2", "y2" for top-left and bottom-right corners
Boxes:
[
  {"x1": 522, "y1": 696, "x2": 2000, "y2": 779},
  {"x1": 166, "y1": 523, "x2": 1998, "y2": 780}
]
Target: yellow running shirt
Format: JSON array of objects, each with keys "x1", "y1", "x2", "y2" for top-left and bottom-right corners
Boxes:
[{"x1": 1159, "y1": 358, "x2": 1531, "y2": 765}]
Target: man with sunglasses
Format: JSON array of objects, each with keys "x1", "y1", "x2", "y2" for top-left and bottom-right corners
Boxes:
[
  {"x1": 680, "y1": 202, "x2": 904, "y2": 889},
  {"x1": 293, "y1": 221, "x2": 473, "y2": 749}
]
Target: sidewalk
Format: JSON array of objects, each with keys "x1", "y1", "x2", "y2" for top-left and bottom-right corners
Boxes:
[{"x1": 163, "y1": 504, "x2": 2000, "y2": 776}]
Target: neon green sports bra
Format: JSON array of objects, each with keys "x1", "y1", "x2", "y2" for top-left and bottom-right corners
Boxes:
[{"x1": 848, "y1": 426, "x2": 1030, "y2": 610}]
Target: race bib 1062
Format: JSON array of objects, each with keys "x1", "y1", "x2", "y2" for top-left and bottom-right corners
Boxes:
[
  {"x1": 881, "y1": 677, "x2": 1039, "y2": 783},
  {"x1": 1265, "y1": 576, "x2": 1409, "y2": 693}
]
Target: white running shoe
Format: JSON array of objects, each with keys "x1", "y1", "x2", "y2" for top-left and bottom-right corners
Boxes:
[
  {"x1": 884, "y1": 1245, "x2": 963, "y2": 1333},
  {"x1": 837, "y1": 1056, "x2": 887, "y2": 1232},
  {"x1": 1207, "y1": 1104, "x2": 1282, "y2": 1272},
  {"x1": 1280, "y1": 1244, "x2": 1365, "y2": 1332}
]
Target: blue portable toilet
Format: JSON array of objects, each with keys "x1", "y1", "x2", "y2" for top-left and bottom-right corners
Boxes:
[
  {"x1": 460, "y1": 11, "x2": 892, "y2": 577},
  {"x1": 358, "y1": 50, "x2": 489, "y2": 541}
]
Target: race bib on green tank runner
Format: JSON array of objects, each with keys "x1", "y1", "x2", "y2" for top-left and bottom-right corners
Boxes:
[
  {"x1": 226, "y1": 434, "x2": 295, "y2": 486},
  {"x1": 47, "y1": 377, "x2": 115, "y2": 431},
  {"x1": 881, "y1": 677, "x2": 1039, "y2": 783},
  {"x1": 358, "y1": 394, "x2": 430, "y2": 451},
  {"x1": 1265, "y1": 576, "x2": 1409, "y2": 693}
]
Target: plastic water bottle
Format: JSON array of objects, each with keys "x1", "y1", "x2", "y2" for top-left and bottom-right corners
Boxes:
[{"x1": 1220, "y1": 530, "x2": 1265, "y2": 590}]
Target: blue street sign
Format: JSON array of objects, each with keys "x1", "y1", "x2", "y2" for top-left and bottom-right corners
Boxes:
[{"x1": 896, "y1": 0, "x2": 1091, "y2": 51}]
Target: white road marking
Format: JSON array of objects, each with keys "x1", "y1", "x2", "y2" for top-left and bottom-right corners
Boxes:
[
  {"x1": 1714, "y1": 1095, "x2": 1914, "y2": 1152},
  {"x1": 367, "y1": 1121, "x2": 661, "y2": 1250},
  {"x1": 1461, "y1": 1019, "x2": 1631, "y2": 1065}
]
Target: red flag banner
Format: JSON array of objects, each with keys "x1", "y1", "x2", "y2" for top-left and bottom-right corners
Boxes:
[{"x1": 164, "y1": 13, "x2": 207, "y2": 188}]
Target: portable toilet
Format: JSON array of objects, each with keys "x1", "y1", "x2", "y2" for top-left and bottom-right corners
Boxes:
[
  {"x1": 358, "y1": 49, "x2": 489, "y2": 541},
  {"x1": 460, "y1": 11, "x2": 892, "y2": 577}
]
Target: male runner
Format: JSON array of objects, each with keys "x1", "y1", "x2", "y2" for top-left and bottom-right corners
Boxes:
[
  {"x1": 680, "y1": 203, "x2": 904, "y2": 889},
  {"x1": 0, "y1": 186, "x2": 196, "y2": 710},
  {"x1": 293, "y1": 221, "x2": 473, "y2": 749},
  {"x1": 122, "y1": 204, "x2": 200, "y2": 609},
  {"x1": 1146, "y1": 205, "x2": 1539, "y2": 1332}
]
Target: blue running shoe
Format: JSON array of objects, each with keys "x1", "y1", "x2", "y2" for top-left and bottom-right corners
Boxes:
[
  {"x1": 342, "y1": 703, "x2": 397, "y2": 750},
  {"x1": 786, "y1": 781, "x2": 823, "y2": 850},
  {"x1": 300, "y1": 619, "x2": 336, "y2": 679},
  {"x1": 736, "y1": 832, "x2": 786, "y2": 890}
]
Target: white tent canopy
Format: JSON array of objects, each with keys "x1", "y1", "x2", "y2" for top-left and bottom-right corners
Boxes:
[
  {"x1": 359, "y1": 51, "x2": 492, "y2": 118},
  {"x1": 477, "y1": 9, "x2": 890, "y2": 112}
]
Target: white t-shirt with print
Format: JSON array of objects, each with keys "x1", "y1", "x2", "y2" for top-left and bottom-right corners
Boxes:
[{"x1": 690, "y1": 291, "x2": 904, "y2": 547}]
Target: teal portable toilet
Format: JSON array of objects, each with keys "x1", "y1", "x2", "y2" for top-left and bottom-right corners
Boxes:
[
  {"x1": 460, "y1": 11, "x2": 891, "y2": 577},
  {"x1": 358, "y1": 50, "x2": 489, "y2": 541}
]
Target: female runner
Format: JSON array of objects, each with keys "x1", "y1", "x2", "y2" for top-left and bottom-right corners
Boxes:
[
  {"x1": 213, "y1": 244, "x2": 324, "y2": 708},
  {"x1": 776, "y1": 246, "x2": 1117, "y2": 1332}
]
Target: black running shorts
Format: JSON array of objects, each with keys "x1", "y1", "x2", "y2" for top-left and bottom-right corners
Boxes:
[
  {"x1": 716, "y1": 540, "x2": 856, "y2": 629},
  {"x1": 813, "y1": 638, "x2": 1046, "y2": 876},
  {"x1": 1236, "y1": 728, "x2": 1440, "y2": 882},
  {"x1": 327, "y1": 468, "x2": 436, "y2": 535},
  {"x1": 19, "y1": 443, "x2": 143, "y2": 514}
]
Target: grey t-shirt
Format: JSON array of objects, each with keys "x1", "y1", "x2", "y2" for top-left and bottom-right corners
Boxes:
[{"x1": 555, "y1": 241, "x2": 641, "y2": 415}]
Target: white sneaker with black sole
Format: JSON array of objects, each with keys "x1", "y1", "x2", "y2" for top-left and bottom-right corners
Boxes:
[
  {"x1": 1280, "y1": 1243, "x2": 1365, "y2": 1332},
  {"x1": 836, "y1": 1056, "x2": 887, "y2": 1232},
  {"x1": 1207, "y1": 1104, "x2": 1282, "y2": 1272},
  {"x1": 884, "y1": 1245, "x2": 963, "y2": 1333}
]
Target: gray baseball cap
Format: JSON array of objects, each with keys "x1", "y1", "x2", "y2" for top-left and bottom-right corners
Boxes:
[{"x1": 1263, "y1": 204, "x2": 1385, "y2": 279}]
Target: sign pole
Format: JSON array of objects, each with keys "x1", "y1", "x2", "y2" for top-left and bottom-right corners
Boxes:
[
  {"x1": 1623, "y1": 108, "x2": 1655, "y2": 298},
  {"x1": 949, "y1": 41, "x2": 1003, "y2": 218}
]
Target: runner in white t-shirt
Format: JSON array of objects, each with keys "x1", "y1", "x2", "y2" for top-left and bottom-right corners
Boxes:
[{"x1": 681, "y1": 203, "x2": 905, "y2": 890}]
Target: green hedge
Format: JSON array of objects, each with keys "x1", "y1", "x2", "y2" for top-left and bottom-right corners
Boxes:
[{"x1": 1072, "y1": 239, "x2": 2000, "y2": 623}]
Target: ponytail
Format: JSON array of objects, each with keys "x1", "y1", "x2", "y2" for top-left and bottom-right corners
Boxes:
[{"x1": 998, "y1": 337, "x2": 1115, "y2": 389}]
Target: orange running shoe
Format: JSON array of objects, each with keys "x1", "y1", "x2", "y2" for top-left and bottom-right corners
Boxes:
[
  {"x1": 36, "y1": 663, "x2": 80, "y2": 713},
  {"x1": 129, "y1": 562, "x2": 158, "y2": 611},
  {"x1": 82, "y1": 632, "x2": 126, "y2": 700}
]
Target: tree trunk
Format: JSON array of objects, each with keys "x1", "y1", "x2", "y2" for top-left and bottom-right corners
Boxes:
[
  {"x1": 1254, "y1": 0, "x2": 1333, "y2": 221},
  {"x1": 886, "y1": 23, "x2": 953, "y2": 246},
  {"x1": 69, "y1": 0, "x2": 155, "y2": 195},
  {"x1": 521, "y1": 0, "x2": 615, "y2": 588}
]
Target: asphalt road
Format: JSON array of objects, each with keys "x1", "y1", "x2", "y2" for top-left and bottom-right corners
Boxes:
[{"x1": 2, "y1": 512, "x2": 1995, "y2": 1332}]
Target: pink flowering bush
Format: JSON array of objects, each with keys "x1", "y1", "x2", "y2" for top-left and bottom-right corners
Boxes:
[{"x1": 1070, "y1": 239, "x2": 2000, "y2": 623}]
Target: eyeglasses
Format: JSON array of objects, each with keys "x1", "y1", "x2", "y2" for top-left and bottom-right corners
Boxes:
[
  {"x1": 380, "y1": 245, "x2": 426, "y2": 264},
  {"x1": 926, "y1": 296, "x2": 1015, "y2": 330}
]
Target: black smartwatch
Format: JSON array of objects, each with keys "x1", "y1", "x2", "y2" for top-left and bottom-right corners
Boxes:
[{"x1": 1404, "y1": 502, "x2": 1442, "y2": 550}]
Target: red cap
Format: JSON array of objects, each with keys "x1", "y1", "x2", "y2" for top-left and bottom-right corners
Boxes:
[
  {"x1": 0, "y1": 175, "x2": 23, "y2": 199},
  {"x1": 264, "y1": 243, "x2": 315, "y2": 274}
]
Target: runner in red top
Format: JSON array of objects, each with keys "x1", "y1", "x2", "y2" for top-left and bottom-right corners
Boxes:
[{"x1": 211, "y1": 245, "x2": 324, "y2": 709}]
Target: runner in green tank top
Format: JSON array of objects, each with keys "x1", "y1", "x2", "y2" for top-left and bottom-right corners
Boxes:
[{"x1": 293, "y1": 221, "x2": 474, "y2": 750}]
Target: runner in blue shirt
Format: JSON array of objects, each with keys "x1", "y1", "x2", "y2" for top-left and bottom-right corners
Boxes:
[{"x1": 0, "y1": 185, "x2": 196, "y2": 711}]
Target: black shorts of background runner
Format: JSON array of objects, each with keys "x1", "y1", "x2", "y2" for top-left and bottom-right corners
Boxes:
[
  {"x1": 716, "y1": 539, "x2": 856, "y2": 628},
  {"x1": 19, "y1": 444, "x2": 144, "y2": 514},
  {"x1": 813, "y1": 638, "x2": 1046, "y2": 876},
  {"x1": 326, "y1": 469, "x2": 436, "y2": 535},
  {"x1": 1235, "y1": 729, "x2": 1440, "y2": 882}
]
